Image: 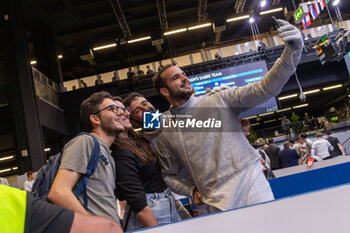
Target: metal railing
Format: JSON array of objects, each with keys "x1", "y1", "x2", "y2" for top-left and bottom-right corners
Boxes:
[{"x1": 32, "y1": 67, "x2": 60, "y2": 107}]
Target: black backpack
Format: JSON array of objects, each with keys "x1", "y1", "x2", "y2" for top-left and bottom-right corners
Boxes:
[{"x1": 31, "y1": 132, "x2": 106, "y2": 210}]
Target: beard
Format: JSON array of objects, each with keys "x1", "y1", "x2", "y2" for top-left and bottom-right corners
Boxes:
[
  {"x1": 100, "y1": 117, "x2": 123, "y2": 136},
  {"x1": 167, "y1": 81, "x2": 194, "y2": 102}
]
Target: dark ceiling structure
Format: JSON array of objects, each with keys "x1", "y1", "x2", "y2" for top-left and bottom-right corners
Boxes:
[{"x1": 22, "y1": 0, "x2": 350, "y2": 82}]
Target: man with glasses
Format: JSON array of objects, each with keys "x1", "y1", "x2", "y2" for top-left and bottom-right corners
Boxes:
[{"x1": 49, "y1": 91, "x2": 125, "y2": 224}]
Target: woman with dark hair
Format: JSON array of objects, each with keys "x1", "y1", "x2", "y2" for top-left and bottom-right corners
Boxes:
[{"x1": 111, "y1": 97, "x2": 181, "y2": 231}]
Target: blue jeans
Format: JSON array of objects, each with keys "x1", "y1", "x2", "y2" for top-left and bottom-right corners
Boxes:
[{"x1": 124, "y1": 188, "x2": 181, "y2": 231}]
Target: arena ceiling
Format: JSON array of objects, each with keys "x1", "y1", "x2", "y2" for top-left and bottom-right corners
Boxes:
[{"x1": 22, "y1": 0, "x2": 350, "y2": 81}]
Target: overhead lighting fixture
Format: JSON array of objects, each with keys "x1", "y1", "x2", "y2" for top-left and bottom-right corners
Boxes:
[
  {"x1": 93, "y1": 43, "x2": 117, "y2": 51},
  {"x1": 30, "y1": 60, "x2": 37, "y2": 65},
  {"x1": 278, "y1": 94, "x2": 298, "y2": 100},
  {"x1": 0, "y1": 155, "x2": 14, "y2": 162},
  {"x1": 226, "y1": 15, "x2": 250, "y2": 22},
  {"x1": 323, "y1": 84, "x2": 342, "y2": 90},
  {"x1": 250, "y1": 123, "x2": 260, "y2": 126},
  {"x1": 304, "y1": 89, "x2": 320, "y2": 95},
  {"x1": 276, "y1": 107, "x2": 292, "y2": 113},
  {"x1": 260, "y1": 0, "x2": 267, "y2": 7},
  {"x1": 0, "y1": 168, "x2": 11, "y2": 173},
  {"x1": 249, "y1": 17, "x2": 255, "y2": 24},
  {"x1": 44, "y1": 148, "x2": 51, "y2": 152},
  {"x1": 58, "y1": 55, "x2": 63, "y2": 59},
  {"x1": 259, "y1": 7, "x2": 283, "y2": 15},
  {"x1": 12, "y1": 167, "x2": 18, "y2": 170},
  {"x1": 134, "y1": 128, "x2": 142, "y2": 132},
  {"x1": 127, "y1": 36, "x2": 151, "y2": 44},
  {"x1": 259, "y1": 111, "x2": 275, "y2": 117},
  {"x1": 264, "y1": 119, "x2": 277, "y2": 123},
  {"x1": 164, "y1": 28, "x2": 187, "y2": 36},
  {"x1": 293, "y1": 103, "x2": 309, "y2": 109},
  {"x1": 188, "y1": 23, "x2": 212, "y2": 30},
  {"x1": 245, "y1": 115, "x2": 257, "y2": 120},
  {"x1": 333, "y1": 0, "x2": 340, "y2": 6}
]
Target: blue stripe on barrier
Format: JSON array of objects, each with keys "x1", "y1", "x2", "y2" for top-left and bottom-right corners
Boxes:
[{"x1": 268, "y1": 161, "x2": 350, "y2": 199}]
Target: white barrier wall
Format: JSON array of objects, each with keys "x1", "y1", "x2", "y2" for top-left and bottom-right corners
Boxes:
[{"x1": 135, "y1": 184, "x2": 350, "y2": 233}]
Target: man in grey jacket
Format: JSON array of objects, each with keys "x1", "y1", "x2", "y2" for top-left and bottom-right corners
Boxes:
[{"x1": 152, "y1": 19, "x2": 304, "y2": 214}]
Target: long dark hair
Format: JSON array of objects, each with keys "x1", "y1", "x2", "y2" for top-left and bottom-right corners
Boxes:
[{"x1": 112, "y1": 96, "x2": 156, "y2": 164}]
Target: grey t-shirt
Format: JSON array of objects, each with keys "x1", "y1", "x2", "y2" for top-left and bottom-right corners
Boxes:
[{"x1": 59, "y1": 134, "x2": 119, "y2": 222}]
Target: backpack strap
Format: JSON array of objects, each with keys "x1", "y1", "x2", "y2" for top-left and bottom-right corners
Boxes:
[{"x1": 74, "y1": 133, "x2": 105, "y2": 210}]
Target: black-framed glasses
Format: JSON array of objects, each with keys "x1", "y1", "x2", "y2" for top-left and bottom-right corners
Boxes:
[{"x1": 94, "y1": 105, "x2": 131, "y2": 115}]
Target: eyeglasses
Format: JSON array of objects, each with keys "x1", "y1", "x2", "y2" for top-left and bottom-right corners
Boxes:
[{"x1": 94, "y1": 105, "x2": 131, "y2": 115}]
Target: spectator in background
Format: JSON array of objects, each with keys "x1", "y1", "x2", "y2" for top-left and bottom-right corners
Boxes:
[
  {"x1": 0, "y1": 177, "x2": 9, "y2": 185},
  {"x1": 281, "y1": 115, "x2": 291, "y2": 138},
  {"x1": 278, "y1": 141, "x2": 300, "y2": 168},
  {"x1": 326, "y1": 130, "x2": 346, "y2": 157},
  {"x1": 311, "y1": 133, "x2": 334, "y2": 161},
  {"x1": 80, "y1": 79, "x2": 87, "y2": 88},
  {"x1": 24, "y1": 171, "x2": 35, "y2": 192},
  {"x1": 127, "y1": 67, "x2": 135, "y2": 80},
  {"x1": 263, "y1": 144, "x2": 269, "y2": 152},
  {"x1": 214, "y1": 52, "x2": 222, "y2": 60},
  {"x1": 240, "y1": 119, "x2": 251, "y2": 137},
  {"x1": 146, "y1": 65, "x2": 154, "y2": 75},
  {"x1": 136, "y1": 65, "x2": 144, "y2": 76},
  {"x1": 257, "y1": 38, "x2": 267, "y2": 52},
  {"x1": 95, "y1": 74, "x2": 104, "y2": 86},
  {"x1": 265, "y1": 138, "x2": 281, "y2": 170},
  {"x1": 299, "y1": 133, "x2": 313, "y2": 164},
  {"x1": 304, "y1": 112, "x2": 314, "y2": 130},
  {"x1": 157, "y1": 61, "x2": 164, "y2": 72},
  {"x1": 112, "y1": 71, "x2": 120, "y2": 82}
]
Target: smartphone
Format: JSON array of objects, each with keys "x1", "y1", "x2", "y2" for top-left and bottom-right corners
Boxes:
[{"x1": 272, "y1": 16, "x2": 279, "y2": 29}]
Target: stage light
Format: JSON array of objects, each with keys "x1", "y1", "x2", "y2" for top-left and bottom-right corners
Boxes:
[
  {"x1": 259, "y1": 7, "x2": 283, "y2": 15},
  {"x1": 249, "y1": 17, "x2": 255, "y2": 24},
  {"x1": 259, "y1": 111, "x2": 275, "y2": 117},
  {"x1": 333, "y1": 0, "x2": 340, "y2": 6},
  {"x1": 93, "y1": 43, "x2": 117, "y2": 51},
  {"x1": 0, "y1": 155, "x2": 14, "y2": 162},
  {"x1": 188, "y1": 23, "x2": 212, "y2": 30},
  {"x1": 323, "y1": 84, "x2": 342, "y2": 90},
  {"x1": 276, "y1": 107, "x2": 292, "y2": 113},
  {"x1": 12, "y1": 167, "x2": 18, "y2": 170},
  {"x1": 58, "y1": 55, "x2": 63, "y2": 59},
  {"x1": 245, "y1": 115, "x2": 257, "y2": 120},
  {"x1": 30, "y1": 60, "x2": 37, "y2": 65},
  {"x1": 226, "y1": 15, "x2": 250, "y2": 22},
  {"x1": 264, "y1": 119, "x2": 277, "y2": 123},
  {"x1": 44, "y1": 148, "x2": 51, "y2": 152},
  {"x1": 261, "y1": 0, "x2": 267, "y2": 7},
  {"x1": 278, "y1": 94, "x2": 298, "y2": 100},
  {"x1": 0, "y1": 168, "x2": 11, "y2": 173},
  {"x1": 293, "y1": 103, "x2": 309, "y2": 109},
  {"x1": 304, "y1": 89, "x2": 320, "y2": 95},
  {"x1": 164, "y1": 28, "x2": 187, "y2": 36},
  {"x1": 127, "y1": 36, "x2": 151, "y2": 44}
]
